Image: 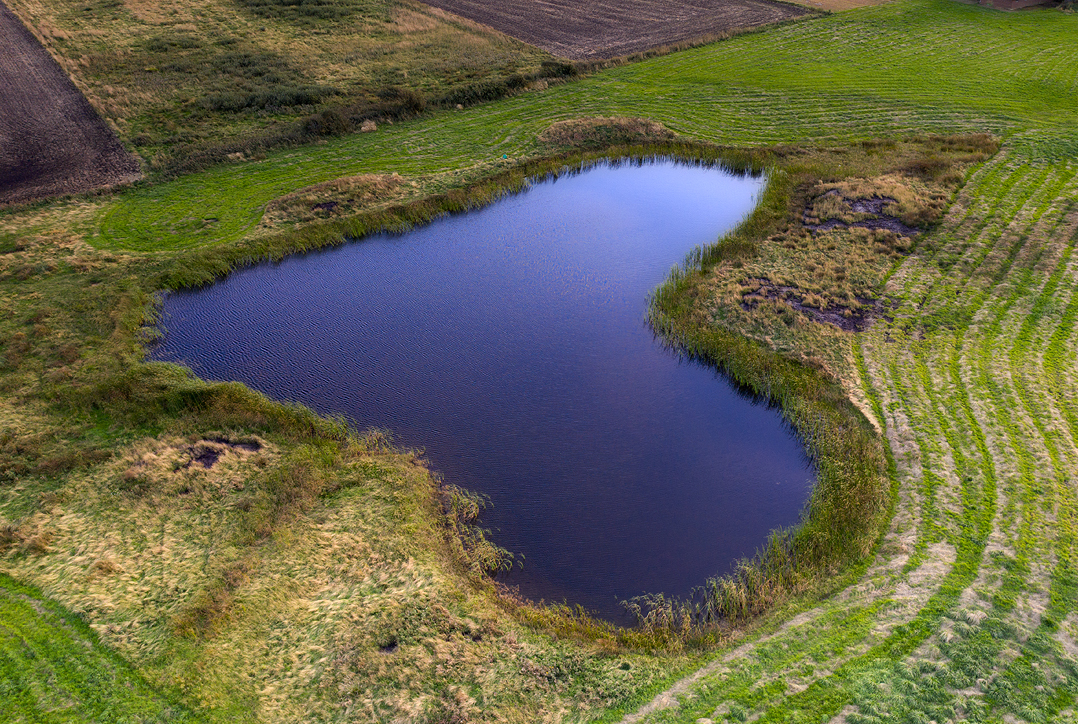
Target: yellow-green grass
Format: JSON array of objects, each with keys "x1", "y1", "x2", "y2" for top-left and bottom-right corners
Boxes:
[
  {"x1": 3, "y1": 0, "x2": 1078, "y2": 721},
  {"x1": 621, "y1": 138, "x2": 1078, "y2": 723},
  {"x1": 0, "y1": 572, "x2": 199, "y2": 722}
]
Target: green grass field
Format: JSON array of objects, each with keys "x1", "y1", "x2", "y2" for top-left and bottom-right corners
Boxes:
[
  {"x1": 3, "y1": 0, "x2": 1078, "y2": 721},
  {"x1": 0, "y1": 573, "x2": 199, "y2": 722},
  {"x1": 93, "y1": 0, "x2": 1077, "y2": 251}
]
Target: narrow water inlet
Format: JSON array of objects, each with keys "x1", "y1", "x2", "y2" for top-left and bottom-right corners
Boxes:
[{"x1": 151, "y1": 159, "x2": 814, "y2": 624}]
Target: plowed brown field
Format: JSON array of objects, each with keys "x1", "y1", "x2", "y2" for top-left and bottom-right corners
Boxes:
[
  {"x1": 0, "y1": 0, "x2": 140, "y2": 206},
  {"x1": 419, "y1": 0, "x2": 810, "y2": 59}
]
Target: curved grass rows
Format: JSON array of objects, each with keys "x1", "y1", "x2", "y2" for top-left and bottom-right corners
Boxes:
[
  {"x1": 95, "y1": 0, "x2": 1078, "y2": 252},
  {"x1": 622, "y1": 143, "x2": 1078, "y2": 722},
  {"x1": 8, "y1": 0, "x2": 1077, "y2": 719}
]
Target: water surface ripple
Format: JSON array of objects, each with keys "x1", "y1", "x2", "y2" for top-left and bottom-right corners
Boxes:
[{"x1": 153, "y1": 160, "x2": 814, "y2": 624}]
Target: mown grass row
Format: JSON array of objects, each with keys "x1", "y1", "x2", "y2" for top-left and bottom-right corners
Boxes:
[
  {"x1": 89, "y1": 0, "x2": 1078, "y2": 252},
  {"x1": 755, "y1": 151, "x2": 1078, "y2": 724},
  {"x1": 629, "y1": 143, "x2": 1078, "y2": 722}
]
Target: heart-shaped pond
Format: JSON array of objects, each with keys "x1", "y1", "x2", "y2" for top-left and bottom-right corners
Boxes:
[{"x1": 152, "y1": 159, "x2": 814, "y2": 624}]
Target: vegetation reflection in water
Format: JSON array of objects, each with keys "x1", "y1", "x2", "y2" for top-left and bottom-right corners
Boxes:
[{"x1": 153, "y1": 160, "x2": 813, "y2": 623}]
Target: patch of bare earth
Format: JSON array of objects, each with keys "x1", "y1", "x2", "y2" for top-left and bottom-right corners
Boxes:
[
  {"x1": 0, "y1": 0, "x2": 140, "y2": 207},
  {"x1": 260, "y1": 173, "x2": 408, "y2": 229},
  {"x1": 417, "y1": 0, "x2": 810, "y2": 60}
]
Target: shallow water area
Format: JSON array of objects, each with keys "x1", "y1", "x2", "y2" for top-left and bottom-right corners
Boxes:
[{"x1": 153, "y1": 159, "x2": 814, "y2": 624}]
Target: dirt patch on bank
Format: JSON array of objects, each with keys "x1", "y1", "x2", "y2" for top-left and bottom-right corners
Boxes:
[
  {"x1": 0, "y1": 0, "x2": 140, "y2": 206},
  {"x1": 261, "y1": 173, "x2": 408, "y2": 228},
  {"x1": 741, "y1": 277, "x2": 891, "y2": 332},
  {"x1": 417, "y1": 0, "x2": 810, "y2": 60}
]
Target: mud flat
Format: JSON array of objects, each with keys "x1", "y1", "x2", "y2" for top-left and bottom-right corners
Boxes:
[
  {"x1": 419, "y1": 0, "x2": 810, "y2": 59},
  {"x1": 0, "y1": 0, "x2": 140, "y2": 206}
]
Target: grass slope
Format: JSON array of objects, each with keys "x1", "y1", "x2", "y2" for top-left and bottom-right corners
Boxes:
[
  {"x1": 0, "y1": 573, "x2": 198, "y2": 723},
  {"x1": 626, "y1": 142, "x2": 1078, "y2": 722}
]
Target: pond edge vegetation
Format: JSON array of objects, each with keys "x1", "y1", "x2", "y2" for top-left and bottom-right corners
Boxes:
[
  {"x1": 146, "y1": 139, "x2": 892, "y2": 650},
  {"x1": 641, "y1": 163, "x2": 890, "y2": 637}
]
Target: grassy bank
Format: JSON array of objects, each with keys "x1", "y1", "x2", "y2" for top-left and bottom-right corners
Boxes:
[
  {"x1": 632, "y1": 132, "x2": 1078, "y2": 724},
  {"x1": 2, "y1": 141, "x2": 782, "y2": 723},
  {"x1": 76, "y1": 0, "x2": 1077, "y2": 252},
  {"x1": 2, "y1": 0, "x2": 1078, "y2": 720}
]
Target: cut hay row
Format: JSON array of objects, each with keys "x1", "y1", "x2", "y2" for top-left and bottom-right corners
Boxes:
[{"x1": 626, "y1": 146, "x2": 1078, "y2": 722}]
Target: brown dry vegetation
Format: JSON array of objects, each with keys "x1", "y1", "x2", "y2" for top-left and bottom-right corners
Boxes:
[
  {"x1": 261, "y1": 173, "x2": 409, "y2": 228},
  {"x1": 539, "y1": 116, "x2": 676, "y2": 148},
  {"x1": 785, "y1": 0, "x2": 895, "y2": 11},
  {"x1": 693, "y1": 135, "x2": 998, "y2": 388},
  {"x1": 0, "y1": 0, "x2": 140, "y2": 206},
  {"x1": 419, "y1": 0, "x2": 810, "y2": 60}
]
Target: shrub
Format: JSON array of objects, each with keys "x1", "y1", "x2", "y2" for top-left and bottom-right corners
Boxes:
[{"x1": 304, "y1": 108, "x2": 351, "y2": 136}]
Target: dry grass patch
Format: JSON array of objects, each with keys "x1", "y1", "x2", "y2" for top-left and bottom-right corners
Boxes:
[
  {"x1": 261, "y1": 173, "x2": 408, "y2": 228},
  {"x1": 691, "y1": 137, "x2": 998, "y2": 387},
  {"x1": 540, "y1": 117, "x2": 676, "y2": 148},
  {"x1": 806, "y1": 174, "x2": 951, "y2": 229},
  {"x1": 4, "y1": 0, "x2": 553, "y2": 176},
  {"x1": 2, "y1": 421, "x2": 679, "y2": 722}
]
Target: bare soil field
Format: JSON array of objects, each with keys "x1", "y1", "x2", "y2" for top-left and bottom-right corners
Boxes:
[
  {"x1": 0, "y1": 0, "x2": 140, "y2": 206},
  {"x1": 418, "y1": 0, "x2": 811, "y2": 59}
]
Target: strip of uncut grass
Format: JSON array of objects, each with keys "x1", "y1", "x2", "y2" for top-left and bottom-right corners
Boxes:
[{"x1": 91, "y1": 0, "x2": 1078, "y2": 251}]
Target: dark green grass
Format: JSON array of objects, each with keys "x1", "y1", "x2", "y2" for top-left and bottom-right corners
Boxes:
[{"x1": 0, "y1": 573, "x2": 200, "y2": 723}]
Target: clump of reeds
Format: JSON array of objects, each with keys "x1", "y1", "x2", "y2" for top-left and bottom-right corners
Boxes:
[{"x1": 440, "y1": 484, "x2": 516, "y2": 576}]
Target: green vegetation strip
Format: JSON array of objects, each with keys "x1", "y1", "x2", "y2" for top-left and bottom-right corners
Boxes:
[{"x1": 0, "y1": 573, "x2": 198, "y2": 723}]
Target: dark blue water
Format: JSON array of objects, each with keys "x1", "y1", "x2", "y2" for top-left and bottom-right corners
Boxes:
[{"x1": 152, "y1": 160, "x2": 813, "y2": 624}]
